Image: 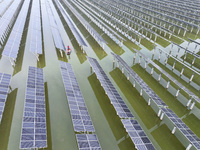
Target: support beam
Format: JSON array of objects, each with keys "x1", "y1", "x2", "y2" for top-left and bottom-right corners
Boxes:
[
  {"x1": 186, "y1": 144, "x2": 192, "y2": 150},
  {"x1": 166, "y1": 80, "x2": 170, "y2": 89},
  {"x1": 175, "y1": 89, "x2": 180, "y2": 97},
  {"x1": 148, "y1": 98, "x2": 151, "y2": 105},
  {"x1": 190, "y1": 102, "x2": 195, "y2": 110},
  {"x1": 186, "y1": 98, "x2": 192, "y2": 107},
  {"x1": 171, "y1": 127, "x2": 176, "y2": 134},
  {"x1": 189, "y1": 73, "x2": 194, "y2": 82},
  {"x1": 140, "y1": 89, "x2": 143, "y2": 96},
  {"x1": 157, "y1": 109, "x2": 161, "y2": 117},
  {"x1": 160, "y1": 112, "x2": 164, "y2": 120}
]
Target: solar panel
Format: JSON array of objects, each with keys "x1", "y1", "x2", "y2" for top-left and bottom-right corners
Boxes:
[
  {"x1": 54, "y1": 0, "x2": 87, "y2": 47},
  {"x1": 121, "y1": 119, "x2": 156, "y2": 150},
  {"x1": 0, "y1": 73, "x2": 11, "y2": 123},
  {"x1": 46, "y1": 0, "x2": 66, "y2": 51},
  {"x1": 2, "y1": 0, "x2": 30, "y2": 59},
  {"x1": 20, "y1": 66, "x2": 47, "y2": 149},
  {"x1": 0, "y1": 0, "x2": 22, "y2": 45},
  {"x1": 161, "y1": 108, "x2": 200, "y2": 149},
  {"x1": 59, "y1": 61, "x2": 95, "y2": 132},
  {"x1": 29, "y1": 0, "x2": 43, "y2": 55},
  {"x1": 111, "y1": 52, "x2": 167, "y2": 107},
  {"x1": 87, "y1": 56, "x2": 134, "y2": 118},
  {"x1": 76, "y1": 134, "x2": 102, "y2": 150},
  {"x1": 136, "y1": 50, "x2": 200, "y2": 103}
]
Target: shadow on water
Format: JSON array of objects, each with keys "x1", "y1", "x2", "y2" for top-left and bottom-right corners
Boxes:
[
  {"x1": 88, "y1": 74, "x2": 135, "y2": 150},
  {"x1": 53, "y1": 0, "x2": 87, "y2": 64},
  {"x1": 0, "y1": 88, "x2": 18, "y2": 150},
  {"x1": 43, "y1": 82, "x2": 52, "y2": 150},
  {"x1": 13, "y1": 0, "x2": 33, "y2": 76},
  {"x1": 56, "y1": 48, "x2": 68, "y2": 62}
]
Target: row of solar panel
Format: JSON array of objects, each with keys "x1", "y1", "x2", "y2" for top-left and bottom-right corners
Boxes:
[
  {"x1": 54, "y1": 0, "x2": 87, "y2": 47},
  {"x1": 0, "y1": 73, "x2": 11, "y2": 123},
  {"x1": 29, "y1": 0, "x2": 42, "y2": 55},
  {"x1": 111, "y1": 53, "x2": 200, "y2": 149},
  {"x1": 111, "y1": 52, "x2": 167, "y2": 107},
  {"x1": 136, "y1": 50, "x2": 200, "y2": 103},
  {"x1": 0, "y1": 0, "x2": 22, "y2": 44},
  {"x1": 2, "y1": 0, "x2": 31, "y2": 59},
  {"x1": 87, "y1": 56, "x2": 155, "y2": 150},
  {"x1": 46, "y1": 0, "x2": 66, "y2": 51},
  {"x1": 59, "y1": 61, "x2": 101, "y2": 150},
  {"x1": 20, "y1": 66, "x2": 47, "y2": 149},
  {"x1": 87, "y1": 57, "x2": 134, "y2": 119}
]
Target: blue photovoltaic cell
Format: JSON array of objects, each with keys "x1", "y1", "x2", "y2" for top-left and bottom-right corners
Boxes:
[
  {"x1": 76, "y1": 134, "x2": 101, "y2": 150},
  {"x1": 29, "y1": 0, "x2": 43, "y2": 55},
  {"x1": 87, "y1": 56, "x2": 134, "y2": 119},
  {"x1": 20, "y1": 66, "x2": 47, "y2": 149},
  {"x1": 0, "y1": 73, "x2": 11, "y2": 123},
  {"x1": 46, "y1": 0, "x2": 66, "y2": 51},
  {"x1": 121, "y1": 119, "x2": 156, "y2": 150},
  {"x1": 111, "y1": 52, "x2": 167, "y2": 107},
  {"x1": 59, "y1": 61, "x2": 95, "y2": 132},
  {"x1": 161, "y1": 108, "x2": 200, "y2": 149},
  {"x1": 2, "y1": 0, "x2": 30, "y2": 60}
]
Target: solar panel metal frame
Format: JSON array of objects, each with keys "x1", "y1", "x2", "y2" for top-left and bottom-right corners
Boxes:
[
  {"x1": 59, "y1": 61, "x2": 95, "y2": 132},
  {"x1": 20, "y1": 66, "x2": 47, "y2": 149}
]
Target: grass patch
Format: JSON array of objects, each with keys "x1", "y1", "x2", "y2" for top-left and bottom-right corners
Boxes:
[
  {"x1": 88, "y1": 74, "x2": 135, "y2": 150},
  {"x1": 132, "y1": 64, "x2": 189, "y2": 117},
  {"x1": 140, "y1": 38, "x2": 155, "y2": 50},
  {"x1": 182, "y1": 114, "x2": 200, "y2": 138},
  {"x1": 167, "y1": 57, "x2": 200, "y2": 85},
  {"x1": 110, "y1": 68, "x2": 160, "y2": 129},
  {"x1": 151, "y1": 124, "x2": 185, "y2": 150}
]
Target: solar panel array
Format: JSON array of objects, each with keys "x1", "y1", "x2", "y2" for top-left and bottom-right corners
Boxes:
[
  {"x1": 46, "y1": 0, "x2": 65, "y2": 51},
  {"x1": 20, "y1": 66, "x2": 47, "y2": 149},
  {"x1": 29, "y1": 0, "x2": 42, "y2": 55},
  {"x1": 136, "y1": 50, "x2": 200, "y2": 103},
  {"x1": 87, "y1": 57, "x2": 155, "y2": 150},
  {"x1": 0, "y1": 73, "x2": 11, "y2": 123},
  {"x1": 121, "y1": 119, "x2": 156, "y2": 150},
  {"x1": 111, "y1": 52, "x2": 167, "y2": 107},
  {"x1": 0, "y1": 0, "x2": 13, "y2": 16},
  {"x1": 2, "y1": 0, "x2": 31, "y2": 59},
  {"x1": 64, "y1": 0, "x2": 106, "y2": 44},
  {"x1": 87, "y1": 57, "x2": 134, "y2": 119},
  {"x1": 76, "y1": 134, "x2": 101, "y2": 150},
  {"x1": 59, "y1": 61, "x2": 95, "y2": 132},
  {"x1": 0, "y1": 0, "x2": 22, "y2": 45},
  {"x1": 55, "y1": 0, "x2": 87, "y2": 47},
  {"x1": 161, "y1": 108, "x2": 200, "y2": 149}
]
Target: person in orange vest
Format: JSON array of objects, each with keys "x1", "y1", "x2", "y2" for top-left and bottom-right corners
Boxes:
[{"x1": 67, "y1": 46, "x2": 71, "y2": 55}]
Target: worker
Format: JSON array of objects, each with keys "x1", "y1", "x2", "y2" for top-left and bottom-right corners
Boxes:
[{"x1": 67, "y1": 46, "x2": 71, "y2": 55}]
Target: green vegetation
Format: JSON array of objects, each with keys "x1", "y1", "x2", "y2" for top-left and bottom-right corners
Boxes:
[
  {"x1": 167, "y1": 57, "x2": 200, "y2": 85},
  {"x1": 151, "y1": 124, "x2": 185, "y2": 150},
  {"x1": 88, "y1": 74, "x2": 135, "y2": 150},
  {"x1": 110, "y1": 68, "x2": 160, "y2": 129},
  {"x1": 132, "y1": 64, "x2": 189, "y2": 117}
]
